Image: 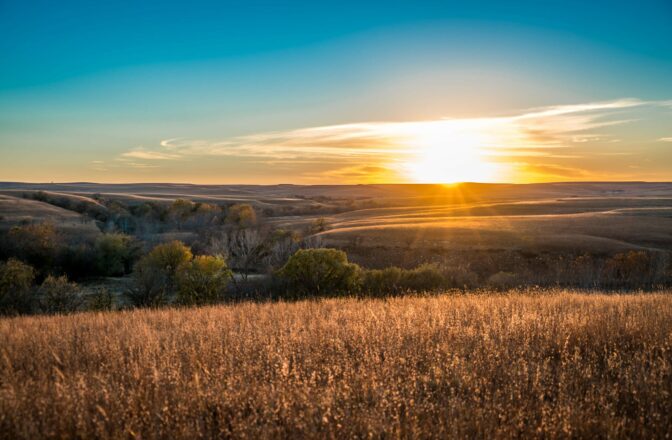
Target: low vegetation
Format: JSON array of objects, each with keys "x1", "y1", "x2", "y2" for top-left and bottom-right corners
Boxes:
[
  {"x1": 1, "y1": 292, "x2": 671, "y2": 438},
  {"x1": 1, "y1": 192, "x2": 672, "y2": 317}
]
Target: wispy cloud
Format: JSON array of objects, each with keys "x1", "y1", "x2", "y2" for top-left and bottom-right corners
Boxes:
[
  {"x1": 116, "y1": 98, "x2": 671, "y2": 182},
  {"x1": 121, "y1": 149, "x2": 182, "y2": 160}
]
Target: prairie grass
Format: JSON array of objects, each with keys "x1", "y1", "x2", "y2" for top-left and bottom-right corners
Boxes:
[{"x1": 1, "y1": 291, "x2": 671, "y2": 439}]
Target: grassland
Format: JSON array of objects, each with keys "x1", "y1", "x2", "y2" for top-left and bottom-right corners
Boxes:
[
  {"x1": 3, "y1": 182, "x2": 672, "y2": 257},
  {"x1": 1, "y1": 291, "x2": 671, "y2": 439}
]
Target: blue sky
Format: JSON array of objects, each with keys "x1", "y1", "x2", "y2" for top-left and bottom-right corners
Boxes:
[{"x1": 1, "y1": 0, "x2": 671, "y2": 183}]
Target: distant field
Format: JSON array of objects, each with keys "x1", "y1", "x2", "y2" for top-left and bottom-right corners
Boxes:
[
  {"x1": 0, "y1": 194, "x2": 99, "y2": 237},
  {"x1": 318, "y1": 201, "x2": 672, "y2": 252},
  {"x1": 2, "y1": 181, "x2": 672, "y2": 254},
  {"x1": 1, "y1": 291, "x2": 671, "y2": 438}
]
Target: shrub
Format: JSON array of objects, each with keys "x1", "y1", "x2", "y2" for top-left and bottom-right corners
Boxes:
[
  {"x1": 277, "y1": 248, "x2": 360, "y2": 296},
  {"x1": 0, "y1": 258, "x2": 36, "y2": 314},
  {"x1": 38, "y1": 275, "x2": 83, "y2": 314},
  {"x1": 87, "y1": 288, "x2": 115, "y2": 312},
  {"x1": 128, "y1": 241, "x2": 193, "y2": 307},
  {"x1": 602, "y1": 251, "x2": 655, "y2": 287},
  {"x1": 400, "y1": 264, "x2": 446, "y2": 292},
  {"x1": 487, "y1": 271, "x2": 518, "y2": 290},
  {"x1": 176, "y1": 255, "x2": 232, "y2": 305},
  {"x1": 127, "y1": 264, "x2": 171, "y2": 307},
  {"x1": 442, "y1": 266, "x2": 479, "y2": 289},
  {"x1": 361, "y1": 267, "x2": 404, "y2": 296}
]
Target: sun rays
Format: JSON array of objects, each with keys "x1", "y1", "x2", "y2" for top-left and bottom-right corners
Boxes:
[{"x1": 110, "y1": 99, "x2": 672, "y2": 184}]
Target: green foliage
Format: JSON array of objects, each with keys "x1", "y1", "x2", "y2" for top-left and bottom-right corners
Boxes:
[
  {"x1": 360, "y1": 267, "x2": 404, "y2": 296},
  {"x1": 361, "y1": 264, "x2": 449, "y2": 295},
  {"x1": 399, "y1": 264, "x2": 446, "y2": 292},
  {"x1": 140, "y1": 241, "x2": 193, "y2": 275},
  {"x1": 176, "y1": 255, "x2": 232, "y2": 305},
  {"x1": 278, "y1": 248, "x2": 360, "y2": 296},
  {"x1": 0, "y1": 258, "x2": 36, "y2": 315},
  {"x1": 226, "y1": 204, "x2": 257, "y2": 228},
  {"x1": 38, "y1": 275, "x2": 83, "y2": 314},
  {"x1": 95, "y1": 233, "x2": 140, "y2": 276},
  {"x1": 128, "y1": 241, "x2": 193, "y2": 307}
]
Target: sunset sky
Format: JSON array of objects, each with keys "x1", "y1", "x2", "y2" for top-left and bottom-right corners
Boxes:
[{"x1": 1, "y1": 0, "x2": 671, "y2": 184}]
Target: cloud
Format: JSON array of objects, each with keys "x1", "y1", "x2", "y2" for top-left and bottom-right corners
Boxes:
[
  {"x1": 116, "y1": 98, "x2": 671, "y2": 182},
  {"x1": 659, "y1": 137, "x2": 672, "y2": 142},
  {"x1": 121, "y1": 149, "x2": 182, "y2": 160}
]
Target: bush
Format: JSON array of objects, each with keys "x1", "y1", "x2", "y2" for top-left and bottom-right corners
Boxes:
[
  {"x1": 87, "y1": 288, "x2": 115, "y2": 312},
  {"x1": 487, "y1": 271, "x2": 518, "y2": 290},
  {"x1": 400, "y1": 264, "x2": 446, "y2": 292},
  {"x1": 128, "y1": 241, "x2": 193, "y2": 307},
  {"x1": 442, "y1": 266, "x2": 479, "y2": 289},
  {"x1": 127, "y1": 264, "x2": 171, "y2": 307},
  {"x1": 602, "y1": 251, "x2": 657, "y2": 288},
  {"x1": 361, "y1": 267, "x2": 404, "y2": 296},
  {"x1": 176, "y1": 255, "x2": 232, "y2": 305},
  {"x1": 38, "y1": 275, "x2": 83, "y2": 314},
  {"x1": 0, "y1": 258, "x2": 36, "y2": 314},
  {"x1": 277, "y1": 248, "x2": 360, "y2": 296}
]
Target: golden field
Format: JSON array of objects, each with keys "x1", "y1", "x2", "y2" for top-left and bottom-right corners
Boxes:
[{"x1": 1, "y1": 291, "x2": 672, "y2": 439}]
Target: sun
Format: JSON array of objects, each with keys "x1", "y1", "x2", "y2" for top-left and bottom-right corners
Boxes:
[{"x1": 400, "y1": 122, "x2": 501, "y2": 183}]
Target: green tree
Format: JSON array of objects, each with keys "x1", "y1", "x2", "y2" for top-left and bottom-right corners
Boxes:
[
  {"x1": 128, "y1": 241, "x2": 193, "y2": 306},
  {"x1": 176, "y1": 255, "x2": 232, "y2": 305},
  {"x1": 0, "y1": 258, "x2": 36, "y2": 314},
  {"x1": 95, "y1": 233, "x2": 140, "y2": 276},
  {"x1": 277, "y1": 248, "x2": 360, "y2": 296}
]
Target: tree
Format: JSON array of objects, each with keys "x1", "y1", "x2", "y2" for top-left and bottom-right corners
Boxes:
[
  {"x1": 169, "y1": 199, "x2": 195, "y2": 230},
  {"x1": 6, "y1": 223, "x2": 60, "y2": 271},
  {"x1": 128, "y1": 241, "x2": 193, "y2": 306},
  {"x1": 277, "y1": 248, "x2": 360, "y2": 296},
  {"x1": 176, "y1": 255, "x2": 232, "y2": 305},
  {"x1": 309, "y1": 217, "x2": 328, "y2": 234},
  {"x1": 95, "y1": 233, "x2": 140, "y2": 276},
  {"x1": 38, "y1": 275, "x2": 83, "y2": 314},
  {"x1": 0, "y1": 258, "x2": 36, "y2": 314},
  {"x1": 264, "y1": 229, "x2": 300, "y2": 270},
  {"x1": 226, "y1": 204, "x2": 257, "y2": 228},
  {"x1": 227, "y1": 229, "x2": 267, "y2": 280}
]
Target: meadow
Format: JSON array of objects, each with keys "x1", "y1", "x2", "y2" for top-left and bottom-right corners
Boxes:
[{"x1": 2, "y1": 290, "x2": 671, "y2": 439}]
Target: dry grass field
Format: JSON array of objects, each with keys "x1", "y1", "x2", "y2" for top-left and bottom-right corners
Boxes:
[{"x1": 1, "y1": 291, "x2": 671, "y2": 439}]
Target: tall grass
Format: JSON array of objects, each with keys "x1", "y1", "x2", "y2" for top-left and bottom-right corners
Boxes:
[{"x1": 1, "y1": 291, "x2": 671, "y2": 438}]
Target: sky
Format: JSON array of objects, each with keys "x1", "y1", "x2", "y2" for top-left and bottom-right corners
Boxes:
[{"x1": 1, "y1": 0, "x2": 671, "y2": 184}]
